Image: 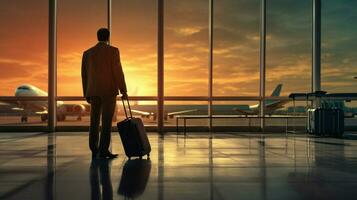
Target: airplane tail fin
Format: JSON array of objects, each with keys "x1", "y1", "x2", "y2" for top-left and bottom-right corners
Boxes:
[{"x1": 270, "y1": 84, "x2": 283, "y2": 97}]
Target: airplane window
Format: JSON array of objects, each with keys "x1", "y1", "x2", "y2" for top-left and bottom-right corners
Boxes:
[{"x1": 18, "y1": 86, "x2": 30, "y2": 90}]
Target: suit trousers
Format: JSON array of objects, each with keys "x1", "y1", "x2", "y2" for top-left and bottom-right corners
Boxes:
[{"x1": 89, "y1": 96, "x2": 116, "y2": 154}]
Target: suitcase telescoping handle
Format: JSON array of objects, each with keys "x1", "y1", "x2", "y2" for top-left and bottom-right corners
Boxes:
[{"x1": 121, "y1": 96, "x2": 133, "y2": 119}]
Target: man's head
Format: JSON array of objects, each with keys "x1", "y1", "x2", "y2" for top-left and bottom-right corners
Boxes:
[{"x1": 97, "y1": 28, "x2": 110, "y2": 42}]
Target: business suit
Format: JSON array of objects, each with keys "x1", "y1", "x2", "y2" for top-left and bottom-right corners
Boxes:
[{"x1": 82, "y1": 42, "x2": 127, "y2": 156}]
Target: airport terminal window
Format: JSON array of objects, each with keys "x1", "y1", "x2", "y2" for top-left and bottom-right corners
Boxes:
[
  {"x1": 0, "y1": 0, "x2": 48, "y2": 126},
  {"x1": 212, "y1": 101, "x2": 260, "y2": 128},
  {"x1": 322, "y1": 0, "x2": 357, "y2": 93},
  {"x1": 57, "y1": 0, "x2": 107, "y2": 96},
  {"x1": 0, "y1": 0, "x2": 356, "y2": 131},
  {"x1": 165, "y1": 101, "x2": 208, "y2": 127},
  {"x1": 0, "y1": 0, "x2": 48, "y2": 96},
  {"x1": 164, "y1": 0, "x2": 209, "y2": 96},
  {"x1": 213, "y1": 0, "x2": 260, "y2": 96},
  {"x1": 266, "y1": 0, "x2": 312, "y2": 95},
  {"x1": 56, "y1": 100, "x2": 157, "y2": 127},
  {"x1": 112, "y1": 0, "x2": 157, "y2": 96}
]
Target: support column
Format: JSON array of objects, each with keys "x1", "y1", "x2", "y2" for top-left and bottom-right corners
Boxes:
[
  {"x1": 312, "y1": 0, "x2": 321, "y2": 107},
  {"x1": 208, "y1": 0, "x2": 214, "y2": 131},
  {"x1": 259, "y1": 0, "x2": 266, "y2": 131},
  {"x1": 48, "y1": 0, "x2": 57, "y2": 132},
  {"x1": 157, "y1": 0, "x2": 164, "y2": 134},
  {"x1": 46, "y1": 133, "x2": 56, "y2": 200}
]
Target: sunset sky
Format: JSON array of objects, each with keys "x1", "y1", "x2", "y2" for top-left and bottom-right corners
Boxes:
[{"x1": 0, "y1": 0, "x2": 356, "y2": 97}]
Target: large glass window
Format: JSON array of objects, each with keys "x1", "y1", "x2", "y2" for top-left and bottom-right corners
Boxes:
[
  {"x1": 58, "y1": 0, "x2": 107, "y2": 96},
  {"x1": 322, "y1": 0, "x2": 357, "y2": 93},
  {"x1": 0, "y1": 0, "x2": 356, "y2": 131},
  {"x1": 166, "y1": 101, "x2": 208, "y2": 128},
  {"x1": 0, "y1": 0, "x2": 48, "y2": 95},
  {"x1": 164, "y1": 0, "x2": 209, "y2": 96},
  {"x1": 266, "y1": 0, "x2": 312, "y2": 96},
  {"x1": 213, "y1": 0, "x2": 260, "y2": 96},
  {"x1": 0, "y1": 0, "x2": 48, "y2": 126},
  {"x1": 212, "y1": 101, "x2": 260, "y2": 128},
  {"x1": 55, "y1": 100, "x2": 157, "y2": 127},
  {"x1": 112, "y1": 0, "x2": 157, "y2": 96}
]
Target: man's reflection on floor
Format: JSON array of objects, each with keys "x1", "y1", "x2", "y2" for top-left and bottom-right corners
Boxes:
[
  {"x1": 90, "y1": 159, "x2": 113, "y2": 200},
  {"x1": 118, "y1": 158, "x2": 152, "y2": 199}
]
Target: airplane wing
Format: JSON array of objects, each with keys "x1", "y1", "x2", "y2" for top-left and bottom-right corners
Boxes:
[
  {"x1": 234, "y1": 108, "x2": 252, "y2": 115},
  {"x1": 167, "y1": 109, "x2": 198, "y2": 116},
  {"x1": 0, "y1": 101, "x2": 24, "y2": 112},
  {"x1": 36, "y1": 111, "x2": 48, "y2": 115},
  {"x1": 131, "y1": 109, "x2": 153, "y2": 117},
  {"x1": 266, "y1": 100, "x2": 289, "y2": 110},
  {"x1": 0, "y1": 101, "x2": 19, "y2": 114},
  {"x1": 12, "y1": 107, "x2": 24, "y2": 111},
  {"x1": 0, "y1": 101, "x2": 10, "y2": 106},
  {"x1": 0, "y1": 100, "x2": 19, "y2": 106}
]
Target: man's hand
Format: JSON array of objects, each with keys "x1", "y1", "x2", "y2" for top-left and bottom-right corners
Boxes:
[
  {"x1": 122, "y1": 93, "x2": 128, "y2": 100},
  {"x1": 86, "y1": 97, "x2": 91, "y2": 103}
]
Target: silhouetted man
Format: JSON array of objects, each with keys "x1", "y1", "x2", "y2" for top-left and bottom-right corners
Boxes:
[{"x1": 82, "y1": 28, "x2": 127, "y2": 159}]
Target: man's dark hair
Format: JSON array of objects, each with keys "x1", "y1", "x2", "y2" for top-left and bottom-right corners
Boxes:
[{"x1": 97, "y1": 28, "x2": 110, "y2": 41}]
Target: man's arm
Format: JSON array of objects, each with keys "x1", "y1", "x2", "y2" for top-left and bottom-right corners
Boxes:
[
  {"x1": 113, "y1": 48, "x2": 127, "y2": 96},
  {"x1": 81, "y1": 52, "x2": 87, "y2": 97}
]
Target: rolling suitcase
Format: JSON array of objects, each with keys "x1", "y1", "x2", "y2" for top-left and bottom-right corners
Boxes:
[
  {"x1": 307, "y1": 108, "x2": 344, "y2": 137},
  {"x1": 117, "y1": 98, "x2": 151, "y2": 159},
  {"x1": 331, "y1": 108, "x2": 344, "y2": 138},
  {"x1": 307, "y1": 108, "x2": 323, "y2": 135}
]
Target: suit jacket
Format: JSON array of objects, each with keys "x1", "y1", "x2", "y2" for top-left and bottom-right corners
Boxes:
[{"x1": 81, "y1": 42, "x2": 127, "y2": 97}]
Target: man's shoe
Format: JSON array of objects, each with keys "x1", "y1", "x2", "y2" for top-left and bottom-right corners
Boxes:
[{"x1": 99, "y1": 152, "x2": 118, "y2": 159}]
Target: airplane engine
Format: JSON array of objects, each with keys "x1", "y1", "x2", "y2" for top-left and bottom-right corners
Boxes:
[
  {"x1": 57, "y1": 104, "x2": 86, "y2": 121},
  {"x1": 73, "y1": 105, "x2": 85, "y2": 114}
]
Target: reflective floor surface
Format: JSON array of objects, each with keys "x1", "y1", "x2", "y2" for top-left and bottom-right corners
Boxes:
[{"x1": 1, "y1": 132, "x2": 357, "y2": 200}]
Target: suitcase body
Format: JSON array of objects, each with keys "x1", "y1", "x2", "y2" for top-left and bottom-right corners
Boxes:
[
  {"x1": 331, "y1": 108, "x2": 344, "y2": 138},
  {"x1": 117, "y1": 99, "x2": 151, "y2": 159},
  {"x1": 307, "y1": 108, "x2": 344, "y2": 137}
]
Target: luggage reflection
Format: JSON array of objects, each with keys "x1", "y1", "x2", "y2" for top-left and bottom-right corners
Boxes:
[
  {"x1": 90, "y1": 159, "x2": 113, "y2": 200},
  {"x1": 118, "y1": 158, "x2": 152, "y2": 198}
]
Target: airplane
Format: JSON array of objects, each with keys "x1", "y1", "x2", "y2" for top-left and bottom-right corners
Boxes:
[
  {"x1": 234, "y1": 84, "x2": 286, "y2": 115},
  {"x1": 0, "y1": 84, "x2": 90, "y2": 123},
  {"x1": 130, "y1": 84, "x2": 287, "y2": 120}
]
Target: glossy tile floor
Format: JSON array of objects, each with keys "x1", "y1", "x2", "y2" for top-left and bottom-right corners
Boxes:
[{"x1": 1, "y1": 132, "x2": 357, "y2": 200}]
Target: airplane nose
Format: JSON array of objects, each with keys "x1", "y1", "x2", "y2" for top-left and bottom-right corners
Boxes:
[{"x1": 14, "y1": 89, "x2": 21, "y2": 96}]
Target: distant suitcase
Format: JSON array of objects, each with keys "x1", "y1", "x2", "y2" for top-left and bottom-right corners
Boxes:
[
  {"x1": 331, "y1": 108, "x2": 344, "y2": 138},
  {"x1": 117, "y1": 98, "x2": 151, "y2": 159},
  {"x1": 307, "y1": 108, "x2": 323, "y2": 135},
  {"x1": 322, "y1": 108, "x2": 334, "y2": 136},
  {"x1": 118, "y1": 159, "x2": 151, "y2": 198},
  {"x1": 307, "y1": 108, "x2": 344, "y2": 137}
]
